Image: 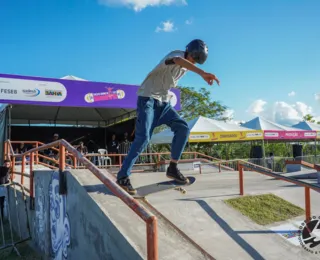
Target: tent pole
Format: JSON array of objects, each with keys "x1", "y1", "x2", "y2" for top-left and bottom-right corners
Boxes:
[
  {"x1": 7, "y1": 105, "x2": 12, "y2": 140},
  {"x1": 262, "y1": 139, "x2": 265, "y2": 159}
]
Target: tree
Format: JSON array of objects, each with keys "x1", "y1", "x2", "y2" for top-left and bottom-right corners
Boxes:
[
  {"x1": 303, "y1": 114, "x2": 320, "y2": 124},
  {"x1": 303, "y1": 114, "x2": 315, "y2": 123},
  {"x1": 177, "y1": 86, "x2": 229, "y2": 122}
]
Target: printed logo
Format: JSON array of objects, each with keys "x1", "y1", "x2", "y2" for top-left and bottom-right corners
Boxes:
[
  {"x1": 304, "y1": 132, "x2": 317, "y2": 137},
  {"x1": 298, "y1": 216, "x2": 320, "y2": 254},
  {"x1": 22, "y1": 88, "x2": 40, "y2": 97},
  {"x1": 246, "y1": 132, "x2": 263, "y2": 138},
  {"x1": 0, "y1": 89, "x2": 17, "y2": 95},
  {"x1": 84, "y1": 87, "x2": 125, "y2": 103},
  {"x1": 45, "y1": 89, "x2": 63, "y2": 97},
  {"x1": 285, "y1": 132, "x2": 299, "y2": 137},
  {"x1": 189, "y1": 134, "x2": 210, "y2": 140},
  {"x1": 264, "y1": 132, "x2": 279, "y2": 137}
]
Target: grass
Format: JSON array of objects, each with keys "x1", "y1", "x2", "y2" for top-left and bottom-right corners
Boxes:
[
  {"x1": 0, "y1": 222, "x2": 42, "y2": 260},
  {"x1": 224, "y1": 193, "x2": 305, "y2": 225}
]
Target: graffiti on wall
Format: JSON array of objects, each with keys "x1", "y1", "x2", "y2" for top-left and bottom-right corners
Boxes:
[
  {"x1": 49, "y1": 171, "x2": 71, "y2": 260},
  {"x1": 34, "y1": 177, "x2": 48, "y2": 254}
]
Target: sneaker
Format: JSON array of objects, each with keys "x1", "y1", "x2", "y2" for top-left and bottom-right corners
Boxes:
[
  {"x1": 116, "y1": 177, "x2": 137, "y2": 195},
  {"x1": 166, "y1": 166, "x2": 189, "y2": 184}
]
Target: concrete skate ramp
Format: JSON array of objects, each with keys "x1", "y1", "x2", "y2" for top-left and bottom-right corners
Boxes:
[
  {"x1": 71, "y1": 169, "x2": 214, "y2": 260},
  {"x1": 10, "y1": 169, "x2": 212, "y2": 259}
]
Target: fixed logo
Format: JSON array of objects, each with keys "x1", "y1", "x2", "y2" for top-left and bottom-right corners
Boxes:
[
  {"x1": 45, "y1": 89, "x2": 62, "y2": 96},
  {"x1": 0, "y1": 89, "x2": 17, "y2": 95},
  {"x1": 22, "y1": 88, "x2": 40, "y2": 97},
  {"x1": 298, "y1": 216, "x2": 320, "y2": 254}
]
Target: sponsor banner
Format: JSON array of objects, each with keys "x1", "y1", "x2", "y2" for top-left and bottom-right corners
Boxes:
[
  {"x1": 264, "y1": 130, "x2": 317, "y2": 140},
  {"x1": 317, "y1": 131, "x2": 320, "y2": 139},
  {"x1": 0, "y1": 73, "x2": 181, "y2": 110},
  {"x1": 188, "y1": 131, "x2": 264, "y2": 142}
]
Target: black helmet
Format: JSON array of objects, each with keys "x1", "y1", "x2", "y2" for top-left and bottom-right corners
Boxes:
[{"x1": 186, "y1": 39, "x2": 208, "y2": 64}]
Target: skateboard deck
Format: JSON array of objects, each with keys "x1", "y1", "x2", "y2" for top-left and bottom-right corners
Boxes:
[{"x1": 133, "y1": 176, "x2": 196, "y2": 199}]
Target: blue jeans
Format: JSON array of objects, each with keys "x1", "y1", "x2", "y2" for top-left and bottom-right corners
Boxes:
[{"x1": 117, "y1": 96, "x2": 190, "y2": 180}]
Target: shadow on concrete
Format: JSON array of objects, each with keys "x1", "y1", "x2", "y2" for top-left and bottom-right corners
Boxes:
[
  {"x1": 83, "y1": 184, "x2": 116, "y2": 196},
  {"x1": 177, "y1": 194, "x2": 239, "y2": 200},
  {"x1": 279, "y1": 184, "x2": 301, "y2": 188},
  {"x1": 181, "y1": 198, "x2": 266, "y2": 260},
  {"x1": 237, "y1": 230, "x2": 299, "y2": 235}
]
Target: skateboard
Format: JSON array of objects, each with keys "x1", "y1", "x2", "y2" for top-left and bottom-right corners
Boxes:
[{"x1": 133, "y1": 176, "x2": 196, "y2": 199}]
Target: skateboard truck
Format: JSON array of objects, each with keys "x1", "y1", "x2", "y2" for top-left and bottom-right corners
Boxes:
[{"x1": 174, "y1": 187, "x2": 187, "y2": 194}]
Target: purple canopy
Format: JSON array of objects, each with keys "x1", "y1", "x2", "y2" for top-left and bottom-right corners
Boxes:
[{"x1": 0, "y1": 73, "x2": 181, "y2": 126}]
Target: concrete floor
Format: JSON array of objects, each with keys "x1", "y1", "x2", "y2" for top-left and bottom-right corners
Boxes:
[
  {"x1": 127, "y1": 170, "x2": 320, "y2": 260},
  {"x1": 12, "y1": 164, "x2": 320, "y2": 260}
]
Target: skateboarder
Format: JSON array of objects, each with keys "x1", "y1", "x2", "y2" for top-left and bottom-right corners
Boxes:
[{"x1": 117, "y1": 39, "x2": 220, "y2": 195}]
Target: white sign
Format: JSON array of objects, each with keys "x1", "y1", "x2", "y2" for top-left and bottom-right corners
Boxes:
[
  {"x1": 246, "y1": 132, "x2": 263, "y2": 138},
  {"x1": 264, "y1": 132, "x2": 279, "y2": 137},
  {"x1": 0, "y1": 77, "x2": 67, "y2": 103},
  {"x1": 189, "y1": 134, "x2": 210, "y2": 140},
  {"x1": 305, "y1": 132, "x2": 317, "y2": 137}
]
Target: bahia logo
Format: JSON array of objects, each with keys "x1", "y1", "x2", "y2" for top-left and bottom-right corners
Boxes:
[{"x1": 22, "y1": 88, "x2": 40, "y2": 97}]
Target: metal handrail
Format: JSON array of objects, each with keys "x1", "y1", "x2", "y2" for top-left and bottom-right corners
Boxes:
[{"x1": 6, "y1": 139, "x2": 158, "y2": 260}]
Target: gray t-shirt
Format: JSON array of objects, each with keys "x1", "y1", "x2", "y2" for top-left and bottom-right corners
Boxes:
[{"x1": 137, "y1": 50, "x2": 187, "y2": 103}]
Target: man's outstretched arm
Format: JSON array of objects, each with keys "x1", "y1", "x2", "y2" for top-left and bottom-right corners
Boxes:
[{"x1": 166, "y1": 57, "x2": 220, "y2": 86}]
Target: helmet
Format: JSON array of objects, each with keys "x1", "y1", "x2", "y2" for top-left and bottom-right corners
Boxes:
[{"x1": 186, "y1": 39, "x2": 208, "y2": 64}]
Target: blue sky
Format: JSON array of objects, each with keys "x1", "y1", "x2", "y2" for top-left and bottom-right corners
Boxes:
[{"x1": 1, "y1": 0, "x2": 320, "y2": 125}]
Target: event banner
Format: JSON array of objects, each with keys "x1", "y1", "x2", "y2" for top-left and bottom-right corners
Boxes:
[
  {"x1": 0, "y1": 73, "x2": 181, "y2": 110},
  {"x1": 264, "y1": 130, "x2": 317, "y2": 140},
  {"x1": 188, "y1": 131, "x2": 264, "y2": 142}
]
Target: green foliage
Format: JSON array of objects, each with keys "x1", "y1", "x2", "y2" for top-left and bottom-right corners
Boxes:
[
  {"x1": 177, "y1": 86, "x2": 228, "y2": 122},
  {"x1": 225, "y1": 194, "x2": 305, "y2": 225},
  {"x1": 303, "y1": 114, "x2": 320, "y2": 124}
]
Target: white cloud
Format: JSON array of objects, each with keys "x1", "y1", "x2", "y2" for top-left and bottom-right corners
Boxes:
[
  {"x1": 221, "y1": 109, "x2": 245, "y2": 125},
  {"x1": 273, "y1": 101, "x2": 301, "y2": 125},
  {"x1": 98, "y1": 0, "x2": 187, "y2": 12},
  {"x1": 155, "y1": 20, "x2": 175, "y2": 33},
  {"x1": 247, "y1": 99, "x2": 318, "y2": 126},
  {"x1": 222, "y1": 109, "x2": 234, "y2": 119},
  {"x1": 288, "y1": 91, "x2": 296, "y2": 97},
  {"x1": 247, "y1": 99, "x2": 267, "y2": 114},
  {"x1": 185, "y1": 18, "x2": 193, "y2": 25},
  {"x1": 293, "y1": 101, "x2": 313, "y2": 116},
  {"x1": 315, "y1": 93, "x2": 320, "y2": 101}
]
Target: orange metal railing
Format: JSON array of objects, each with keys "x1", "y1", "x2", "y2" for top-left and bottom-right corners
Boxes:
[
  {"x1": 238, "y1": 160, "x2": 320, "y2": 222},
  {"x1": 4, "y1": 139, "x2": 158, "y2": 260},
  {"x1": 5, "y1": 140, "x2": 222, "y2": 171},
  {"x1": 285, "y1": 159, "x2": 320, "y2": 171}
]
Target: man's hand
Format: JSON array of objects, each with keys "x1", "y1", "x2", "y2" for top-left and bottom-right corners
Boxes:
[{"x1": 201, "y1": 72, "x2": 220, "y2": 86}]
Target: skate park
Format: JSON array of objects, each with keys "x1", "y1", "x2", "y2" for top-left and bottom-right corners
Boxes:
[{"x1": 0, "y1": 73, "x2": 320, "y2": 259}]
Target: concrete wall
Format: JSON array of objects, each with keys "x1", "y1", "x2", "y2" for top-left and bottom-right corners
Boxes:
[{"x1": 7, "y1": 170, "x2": 143, "y2": 260}]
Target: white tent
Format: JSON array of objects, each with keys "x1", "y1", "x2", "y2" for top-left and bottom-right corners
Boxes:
[
  {"x1": 292, "y1": 121, "x2": 320, "y2": 131},
  {"x1": 241, "y1": 116, "x2": 299, "y2": 131},
  {"x1": 60, "y1": 75, "x2": 87, "y2": 81},
  {"x1": 150, "y1": 116, "x2": 260, "y2": 144}
]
